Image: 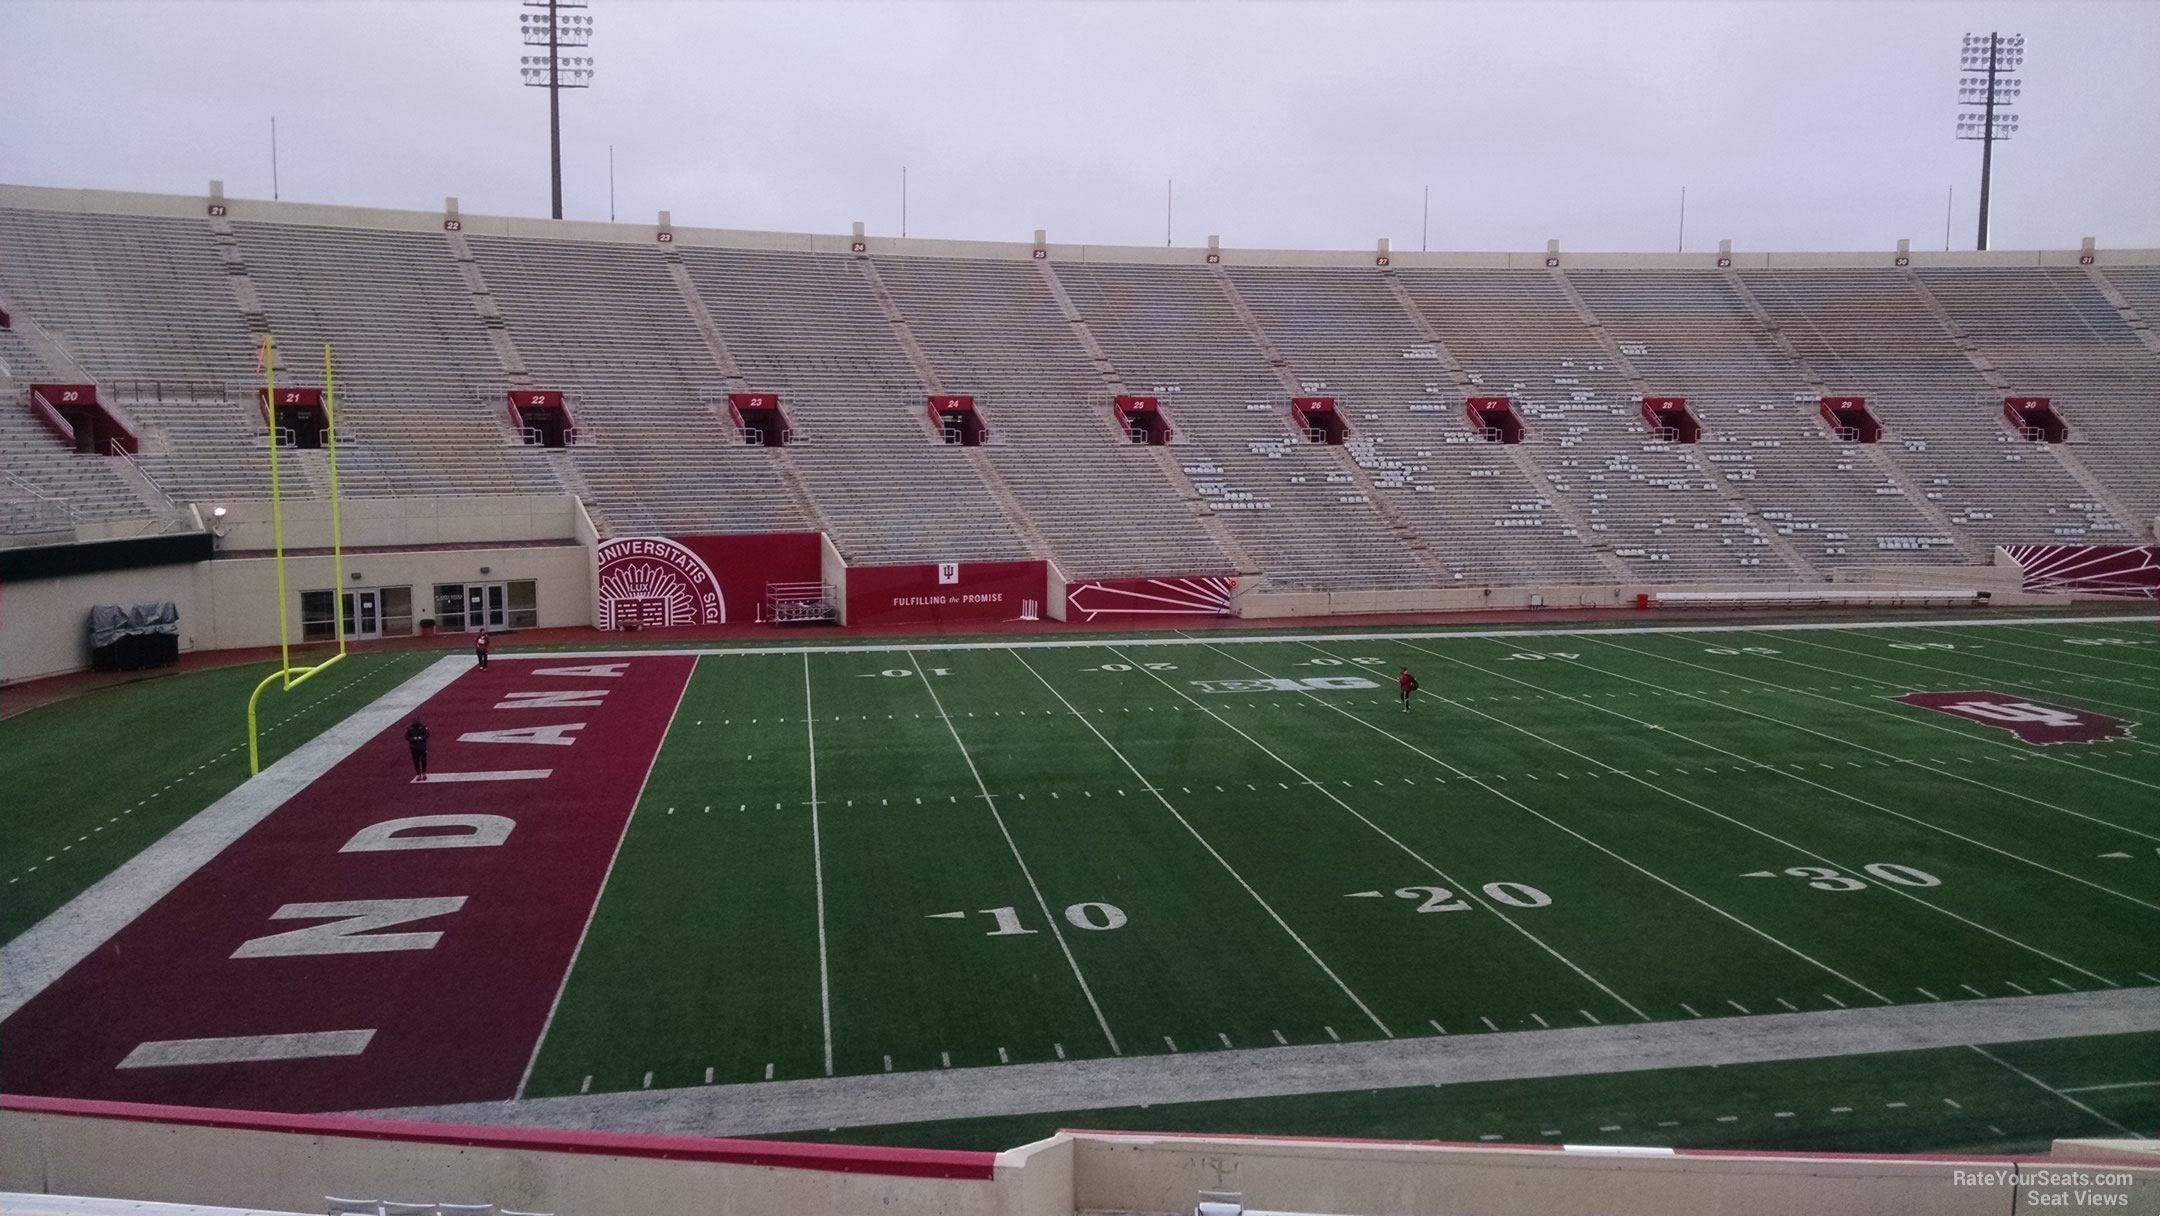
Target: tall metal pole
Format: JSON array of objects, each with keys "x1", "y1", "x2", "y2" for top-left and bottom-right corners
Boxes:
[
  {"x1": 1945, "y1": 185, "x2": 1953, "y2": 250},
  {"x1": 271, "y1": 116, "x2": 280, "y2": 201},
  {"x1": 608, "y1": 144, "x2": 615, "y2": 222},
  {"x1": 1975, "y1": 32, "x2": 1996, "y2": 251},
  {"x1": 1677, "y1": 186, "x2": 1686, "y2": 252},
  {"x1": 1421, "y1": 185, "x2": 1429, "y2": 252},
  {"x1": 902, "y1": 166, "x2": 908, "y2": 237},
  {"x1": 549, "y1": 0, "x2": 563, "y2": 220},
  {"x1": 1166, "y1": 179, "x2": 1173, "y2": 247}
]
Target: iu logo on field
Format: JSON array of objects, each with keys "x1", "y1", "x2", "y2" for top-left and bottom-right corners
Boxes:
[{"x1": 1895, "y1": 690, "x2": 2134, "y2": 746}]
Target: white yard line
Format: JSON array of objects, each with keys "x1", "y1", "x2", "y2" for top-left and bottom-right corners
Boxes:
[
  {"x1": 0, "y1": 655, "x2": 468, "y2": 1023},
  {"x1": 1662, "y1": 631, "x2": 2160, "y2": 831},
  {"x1": 1275, "y1": 639, "x2": 1889, "y2": 1005},
  {"x1": 1403, "y1": 638, "x2": 2131, "y2": 986},
  {"x1": 1008, "y1": 649, "x2": 1393, "y2": 1038},
  {"x1": 514, "y1": 660, "x2": 696, "y2": 1100},
  {"x1": 1966, "y1": 1044, "x2": 2147, "y2": 1140},
  {"x1": 358, "y1": 987, "x2": 2160, "y2": 1139},
  {"x1": 1576, "y1": 636, "x2": 2160, "y2": 910},
  {"x1": 2057, "y1": 1080, "x2": 2160, "y2": 1094},
  {"x1": 1988, "y1": 622, "x2": 2160, "y2": 675},
  {"x1": 905, "y1": 650, "x2": 1121, "y2": 1057},
  {"x1": 1104, "y1": 645, "x2": 1646, "y2": 1023},
  {"x1": 1784, "y1": 628, "x2": 2160, "y2": 761},
  {"x1": 804, "y1": 653, "x2": 835, "y2": 1078},
  {"x1": 485, "y1": 614, "x2": 2154, "y2": 662}
]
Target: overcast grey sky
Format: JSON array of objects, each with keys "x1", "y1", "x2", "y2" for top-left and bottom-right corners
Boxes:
[{"x1": 2, "y1": 0, "x2": 2154, "y2": 252}]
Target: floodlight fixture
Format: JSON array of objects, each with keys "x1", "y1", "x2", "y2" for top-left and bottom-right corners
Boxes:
[
  {"x1": 518, "y1": 0, "x2": 594, "y2": 220},
  {"x1": 1954, "y1": 31, "x2": 2025, "y2": 251}
]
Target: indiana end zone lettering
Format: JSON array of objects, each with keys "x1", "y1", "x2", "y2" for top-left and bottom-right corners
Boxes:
[{"x1": 1895, "y1": 690, "x2": 2135, "y2": 746}]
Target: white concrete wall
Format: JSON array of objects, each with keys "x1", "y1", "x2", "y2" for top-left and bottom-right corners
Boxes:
[
  {"x1": 3, "y1": 181, "x2": 2154, "y2": 271},
  {"x1": 7, "y1": 1108, "x2": 2154, "y2": 1216}
]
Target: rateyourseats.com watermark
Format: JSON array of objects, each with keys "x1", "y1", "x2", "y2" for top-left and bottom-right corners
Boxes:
[{"x1": 1953, "y1": 1168, "x2": 2147, "y2": 1209}]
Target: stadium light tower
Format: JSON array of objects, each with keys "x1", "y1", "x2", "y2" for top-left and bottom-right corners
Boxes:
[
  {"x1": 519, "y1": 0, "x2": 595, "y2": 220},
  {"x1": 1955, "y1": 31, "x2": 2024, "y2": 251}
]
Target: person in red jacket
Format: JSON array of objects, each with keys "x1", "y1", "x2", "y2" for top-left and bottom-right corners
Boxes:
[
  {"x1": 1399, "y1": 666, "x2": 1419, "y2": 712},
  {"x1": 474, "y1": 628, "x2": 490, "y2": 671}
]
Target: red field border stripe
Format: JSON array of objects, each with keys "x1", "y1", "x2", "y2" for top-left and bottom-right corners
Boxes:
[
  {"x1": 0, "y1": 1094, "x2": 998, "y2": 1179},
  {"x1": 1056, "y1": 1126, "x2": 2025, "y2": 1164},
  {"x1": 0, "y1": 656, "x2": 696, "y2": 1114}
]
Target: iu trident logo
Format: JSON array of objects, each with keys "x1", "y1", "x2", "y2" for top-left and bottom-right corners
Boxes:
[{"x1": 1895, "y1": 690, "x2": 2134, "y2": 746}]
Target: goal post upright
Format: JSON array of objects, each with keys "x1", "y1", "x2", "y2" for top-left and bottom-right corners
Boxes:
[{"x1": 246, "y1": 340, "x2": 350, "y2": 775}]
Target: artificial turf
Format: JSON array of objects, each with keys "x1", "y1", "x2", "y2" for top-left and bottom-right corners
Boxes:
[
  {"x1": 524, "y1": 615, "x2": 2160, "y2": 1146},
  {"x1": 0, "y1": 651, "x2": 428, "y2": 942}
]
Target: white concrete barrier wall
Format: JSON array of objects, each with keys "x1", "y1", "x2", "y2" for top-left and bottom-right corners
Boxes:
[{"x1": 6, "y1": 1102, "x2": 2154, "y2": 1216}]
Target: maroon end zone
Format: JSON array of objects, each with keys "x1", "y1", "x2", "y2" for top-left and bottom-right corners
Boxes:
[
  {"x1": 0, "y1": 655, "x2": 694, "y2": 1113},
  {"x1": 1894, "y1": 689, "x2": 2135, "y2": 746}
]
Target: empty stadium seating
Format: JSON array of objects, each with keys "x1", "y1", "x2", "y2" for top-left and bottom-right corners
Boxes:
[{"x1": 3, "y1": 186, "x2": 2154, "y2": 597}]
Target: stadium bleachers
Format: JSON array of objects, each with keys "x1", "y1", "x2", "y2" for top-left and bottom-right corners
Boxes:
[
  {"x1": 3, "y1": 187, "x2": 2154, "y2": 583},
  {"x1": 1398, "y1": 268, "x2": 1799, "y2": 582}
]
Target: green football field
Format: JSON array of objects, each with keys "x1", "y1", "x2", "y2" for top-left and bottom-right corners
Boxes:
[{"x1": 522, "y1": 613, "x2": 2160, "y2": 1128}]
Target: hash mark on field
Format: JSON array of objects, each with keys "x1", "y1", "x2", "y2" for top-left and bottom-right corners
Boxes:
[
  {"x1": 704, "y1": 1066, "x2": 714, "y2": 1084},
  {"x1": 1580, "y1": 1010, "x2": 1600, "y2": 1025},
  {"x1": 1774, "y1": 1111, "x2": 1794, "y2": 1119},
  {"x1": 1325, "y1": 1025, "x2": 1341, "y2": 1042},
  {"x1": 1944, "y1": 1098, "x2": 1962, "y2": 1109},
  {"x1": 1428, "y1": 1020, "x2": 1447, "y2": 1035},
  {"x1": 883, "y1": 1055, "x2": 892, "y2": 1072},
  {"x1": 641, "y1": 1071, "x2": 652, "y2": 1089},
  {"x1": 1600, "y1": 1124, "x2": 1623, "y2": 1132},
  {"x1": 2050, "y1": 978, "x2": 2076, "y2": 991},
  {"x1": 1823, "y1": 993, "x2": 1847, "y2": 1008},
  {"x1": 1218, "y1": 1032, "x2": 1234, "y2": 1049},
  {"x1": 998, "y1": 1047, "x2": 1009, "y2": 1064},
  {"x1": 2005, "y1": 980, "x2": 2032, "y2": 995},
  {"x1": 1728, "y1": 1000, "x2": 1750, "y2": 1014},
  {"x1": 1715, "y1": 1115, "x2": 1738, "y2": 1123},
  {"x1": 940, "y1": 1052, "x2": 951, "y2": 1069},
  {"x1": 1960, "y1": 984, "x2": 1988, "y2": 998},
  {"x1": 1918, "y1": 988, "x2": 1942, "y2": 1001},
  {"x1": 2139, "y1": 973, "x2": 2160, "y2": 985},
  {"x1": 1776, "y1": 998, "x2": 1798, "y2": 1011},
  {"x1": 1274, "y1": 1030, "x2": 1289, "y2": 1045},
  {"x1": 1885, "y1": 1101, "x2": 1907, "y2": 1109},
  {"x1": 1658, "y1": 1121, "x2": 1681, "y2": 1128},
  {"x1": 1531, "y1": 1013, "x2": 1549, "y2": 1027},
  {"x1": 1681, "y1": 1003, "x2": 1703, "y2": 1018},
  {"x1": 764, "y1": 1063, "x2": 774, "y2": 1080},
  {"x1": 1053, "y1": 1043, "x2": 1065, "y2": 1060},
  {"x1": 1988, "y1": 1125, "x2": 2005, "y2": 1136},
  {"x1": 1164, "y1": 1036, "x2": 1179, "y2": 1053},
  {"x1": 1480, "y1": 1017, "x2": 1499, "y2": 1032},
  {"x1": 1480, "y1": 1134, "x2": 1502, "y2": 1141},
  {"x1": 1831, "y1": 1106, "x2": 1852, "y2": 1113},
  {"x1": 580, "y1": 1075, "x2": 591, "y2": 1093}
]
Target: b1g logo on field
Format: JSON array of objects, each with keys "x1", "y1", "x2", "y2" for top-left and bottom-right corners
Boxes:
[
  {"x1": 596, "y1": 536, "x2": 726, "y2": 630},
  {"x1": 1895, "y1": 690, "x2": 2134, "y2": 746},
  {"x1": 1192, "y1": 676, "x2": 1379, "y2": 694}
]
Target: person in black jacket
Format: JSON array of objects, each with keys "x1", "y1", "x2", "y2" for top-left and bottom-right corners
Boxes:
[{"x1": 406, "y1": 719, "x2": 431, "y2": 779}]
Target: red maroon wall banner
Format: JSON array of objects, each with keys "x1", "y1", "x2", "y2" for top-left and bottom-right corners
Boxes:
[
  {"x1": 2002, "y1": 544, "x2": 2160, "y2": 599},
  {"x1": 1895, "y1": 690, "x2": 2135, "y2": 746},
  {"x1": 846, "y1": 561, "x2": 1046, "y2": 629},
  {"x1": 595, "y1": 534, "x2": 822, "y2": 629},
  {"x1": 1067, "y1": 576, "x2": 1235, "y2": 621}
]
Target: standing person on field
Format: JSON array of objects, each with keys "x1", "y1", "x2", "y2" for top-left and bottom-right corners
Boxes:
[
  {"x1": 1399, "y1": 666, "x2": 1419, "y2": 712},
  {"x1": 475, "y1": 627, "x2": 490, "y2": 671},
  {"x1": 406, "y1": 719, "x2": 431, "y2": 779}
]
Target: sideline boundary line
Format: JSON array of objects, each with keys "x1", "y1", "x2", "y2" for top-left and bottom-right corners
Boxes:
[
  {"x1": 486, "y1": 614, "x2": 2152, "y2": 662},
  {"x1": 514, "y1": 659, "x2": 696, "y2": 1100},
  {"x1": 0, "y1": 656, "x2": 468, "y2": 1023},
  {"x1": 1008, "y1": 649, "x2": 1394, "y2": 1039},
  {"x1": 906, "y1": 650, "x2": 1122, "y2": 1057},
  {"x1": 356, "y1": 987, "x2": 2160, "y2": 1139}
]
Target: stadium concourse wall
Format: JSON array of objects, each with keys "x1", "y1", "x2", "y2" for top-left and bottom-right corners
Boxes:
[
  {"x1": 9, "y1": 180, "x2": 2160, "y2": 272},
  {"x1": 0, "y1": 495, "x2": 589, "y2": 684},
  {"x1": 4, "y1": 1097, "x2": 2155, "y2": 1216}
]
